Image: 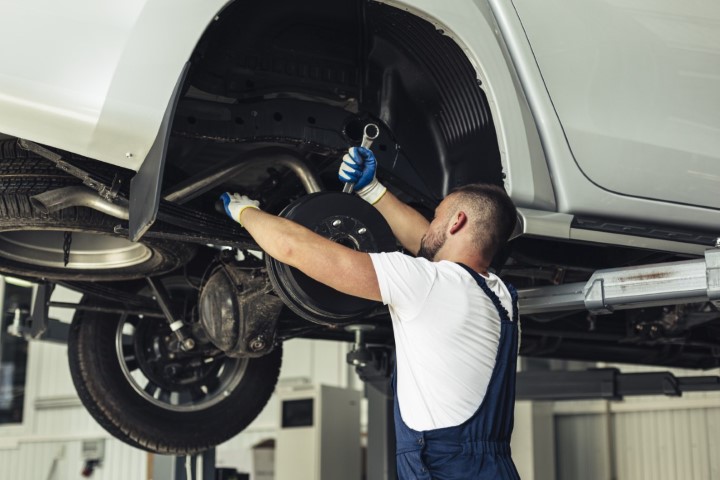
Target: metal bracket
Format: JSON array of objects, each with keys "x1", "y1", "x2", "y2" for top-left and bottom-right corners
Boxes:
[
  {"x1": 28, "y1": 282, "x2": 55, "y2": 339},
  {"x1": 705, "y1": 248, "x2": 720, "y2": 304},
  {"x1": 346, "y1": 326, "x2": 394, "y2": 396},
  {"x1": 18, "y1": 140, "x2": 119, "y2": 201},
  {"x1": 584, "y1": 278, "x2": 613, "y2": 314}
]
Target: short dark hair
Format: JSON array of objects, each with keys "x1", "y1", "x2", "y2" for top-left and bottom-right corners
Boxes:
[{"x1": 449, "y1": 183, "x2": 517, "y2": 259}]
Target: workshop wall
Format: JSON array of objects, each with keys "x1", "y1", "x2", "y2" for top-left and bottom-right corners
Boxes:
[
  {"x1": 0, "y1": 286, "x2": 148, "y2": 480},
  {"x1": 215, "y1": 338, "x2": 358, "y2": 475},
  {"x1": 554, "y1": 364, "x2": 720, "y2": 480}
]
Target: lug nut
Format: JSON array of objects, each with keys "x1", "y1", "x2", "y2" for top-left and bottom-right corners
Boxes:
[
  {"x1": 332, "y1": 219, "x2": 342, "y2": 227},
  {"x1": 182, "y1": 338, "x2": 196, "y2": 351},
  {"x1": 357, "y1": 228, "x2": 367, "y2": 235},
  {"x1": 250, "y1": 336, "x2": 266, "y2": 351}
]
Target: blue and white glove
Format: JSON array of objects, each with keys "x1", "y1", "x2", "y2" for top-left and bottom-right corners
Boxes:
[
  {"x1": 221, "y1": 192, "x2": 260, "y2": 226},
  {"x1": 338, "y1": 146, "x2": 387, "y2": 205}
]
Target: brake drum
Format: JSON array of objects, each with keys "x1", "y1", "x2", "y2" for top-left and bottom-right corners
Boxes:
[{"x1": 266, "y1": 192, "x2": 397, "y2": 325}]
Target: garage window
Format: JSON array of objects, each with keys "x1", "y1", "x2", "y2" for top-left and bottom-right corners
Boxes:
[{"x1": 0, "y1": 278, "x2": 32, "y2": 425}]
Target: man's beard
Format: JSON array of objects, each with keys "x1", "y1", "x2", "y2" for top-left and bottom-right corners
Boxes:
[{"x1": 417, "y1": 229, "x2": 447, "y2": 261}]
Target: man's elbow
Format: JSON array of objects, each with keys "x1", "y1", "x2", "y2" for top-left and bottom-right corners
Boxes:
[{"x1": 273, "y1": 240, "x2": 296, "y2": 264}]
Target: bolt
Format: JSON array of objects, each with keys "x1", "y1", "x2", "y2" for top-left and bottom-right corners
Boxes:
[
  {"x1": 125, "y1": 152, "x2": 133, "y2": 158},
  {"x1": 250, "y1": 336, "x2": 266, "y2": 352},
  {"x1": 332, "y1": 219, "x2": 342, "y2": 227},
  {"x1": 357, "y1": 227, "x2": 367, "y2": 235},
  {"x1": 182, "y1": 338, "x2": 196, "y2": 351}
]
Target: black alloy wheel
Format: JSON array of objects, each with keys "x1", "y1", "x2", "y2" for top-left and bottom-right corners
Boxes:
[{"x1": 67, "y1": 277, "x2": 282, "y2": 455}]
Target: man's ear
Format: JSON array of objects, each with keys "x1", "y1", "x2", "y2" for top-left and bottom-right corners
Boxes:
[{"x1": 449, "y1": 211, "x2": 467, "y2": 235}]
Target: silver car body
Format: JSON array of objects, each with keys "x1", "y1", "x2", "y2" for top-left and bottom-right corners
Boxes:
[{"x1": 0, "y1": 0, "x2": 718, "y2": 241}]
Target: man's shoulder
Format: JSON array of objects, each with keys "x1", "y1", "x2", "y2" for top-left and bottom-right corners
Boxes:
[
  {"x1": 371, "y1": 252, "x2": 472, "y2": 277},
  {"x1": 370, "y1": 251, "x2": 432, "y2": 268}
]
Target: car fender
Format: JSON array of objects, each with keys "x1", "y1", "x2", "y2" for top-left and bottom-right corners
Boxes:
[{"x1": 0, "y1": 0, "x2": 230, "y2": 171}]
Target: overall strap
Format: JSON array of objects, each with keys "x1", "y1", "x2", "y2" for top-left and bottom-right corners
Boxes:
[
  {"x1": 456, "y1": 263, "x2": 515, "y2": 323},
  {"x1": 505, "y1": 282, "x2": 519, "y2": 323}
]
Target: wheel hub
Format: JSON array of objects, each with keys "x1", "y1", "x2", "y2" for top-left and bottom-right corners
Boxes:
[{"x1": 115, "y1": 280, "x2": 248, "y2": 412}]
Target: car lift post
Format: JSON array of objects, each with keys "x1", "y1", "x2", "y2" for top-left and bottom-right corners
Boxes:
[{"x1": 346, "y1": 328, "x2": 397, "y2": 480}]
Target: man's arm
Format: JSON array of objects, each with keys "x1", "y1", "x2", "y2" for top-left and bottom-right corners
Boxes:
[
  {"x1": 240, "y1": 207, "x2": 382, "y2": 302},
  {"x1": 372, "y1": 190, "x2": 429, "y2": 256}
]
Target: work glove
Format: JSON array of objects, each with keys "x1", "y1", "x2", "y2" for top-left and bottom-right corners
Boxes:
[
  {"x1": 221, "y1": 192, "x2": 260, "y2": 226},
  {"x1": 338, "y1": 146, "x2": 387, "y2": 205}
]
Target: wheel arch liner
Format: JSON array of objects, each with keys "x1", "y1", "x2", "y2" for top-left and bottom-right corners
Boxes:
[{"x1": 378, "y1": 0, "x2": 555, "y2": 208}]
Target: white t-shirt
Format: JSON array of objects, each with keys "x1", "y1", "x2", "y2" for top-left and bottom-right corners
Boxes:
[{"x1": 369, "y1": 251, "x2": 514, "y2": 432}]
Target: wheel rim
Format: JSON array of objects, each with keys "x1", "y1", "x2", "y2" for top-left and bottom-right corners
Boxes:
[
  {"x1": 0, "y1": 231, "x2": 152, "y2": 269},
  {"x1": 115, "y1": 314, "x2": 248, "y2": 412}
]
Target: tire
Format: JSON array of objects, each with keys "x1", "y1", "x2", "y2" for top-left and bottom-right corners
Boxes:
[
  {"x1": 67, "y1": 277, "x2": 283, "y2": 455},
  {"x1": 0, "y1": 140, "x2": 194, "y2": 280}
]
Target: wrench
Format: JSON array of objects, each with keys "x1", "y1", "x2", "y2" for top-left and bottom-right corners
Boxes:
[{"x1": 342, "y1": 123, "x2": 380, "y2": 194}]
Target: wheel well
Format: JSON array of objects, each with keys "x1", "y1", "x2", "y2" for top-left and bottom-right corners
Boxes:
[{"x1": 169, "y1": 0, "x2": 502, "y2": 203}]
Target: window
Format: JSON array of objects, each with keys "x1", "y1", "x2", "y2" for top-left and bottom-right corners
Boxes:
[{"x1": 0, "y1": 277, "x2": 32, "y2": 425}]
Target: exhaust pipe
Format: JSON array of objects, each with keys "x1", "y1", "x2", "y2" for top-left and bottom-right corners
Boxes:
[
  {"x1": 31, "y1": 186, "x2": 129, "y2": 220},
  {"x1": 163, "y1": 148, "x2": 323, "y2": 204},
  {"x1": 31, "y1": 149, "x2": 321, "y2": 222}
]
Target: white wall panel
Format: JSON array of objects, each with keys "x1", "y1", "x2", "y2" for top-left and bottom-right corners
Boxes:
[
  {"x1": 33, "y1": 341, "x2": 77, "y2": 399},
  {"x1": 556, "y1": 363, "x2": 720, "y2": 480},
  {"x1": 555, "y1": 413, "x2": 611, "y2": 480},
  {"x1": 279, "y1": 338, "x2": 351, "y2": 388},
  {"x1": 0, "y1": 439, "x2": 147, "y2": 480},
  {"x1": 614, "y1": 408, "x2": 719, "y2": 480},
  {"x1": 0, "y1": 282, "x2": 149, "y2": 480},
  {"x1": 47, "y1": 286, "x2": 83, "y2": 323},
  {"x1": 212, "y1": 338, "x2": 356, "y2": 476}
]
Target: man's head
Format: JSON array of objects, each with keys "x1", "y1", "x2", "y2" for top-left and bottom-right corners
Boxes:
[{"x1": 418, "y1": 183, "x2": 517, "y2": 264}]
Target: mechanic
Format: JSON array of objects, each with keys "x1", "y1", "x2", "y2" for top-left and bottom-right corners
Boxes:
[{"x1": 221, "y1": 146, "x2": 520, "y2": 479}]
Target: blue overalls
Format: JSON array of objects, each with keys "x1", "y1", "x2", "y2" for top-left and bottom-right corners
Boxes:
[{"x1": 393, "y1": 264, "x2": 521, "y2": 479}]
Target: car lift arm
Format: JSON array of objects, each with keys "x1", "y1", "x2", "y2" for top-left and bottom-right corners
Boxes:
[
  {"x1": 516, "y1": 368, "x2": 720, "y2": 401},
  {"x1": 518, "y1": 248, "x2": 720, "y2": 315}
]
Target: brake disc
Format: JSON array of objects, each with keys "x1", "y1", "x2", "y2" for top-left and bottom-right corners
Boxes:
[{"x1": 266, "y1": 192, "x2": 397, "y2": 325}]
